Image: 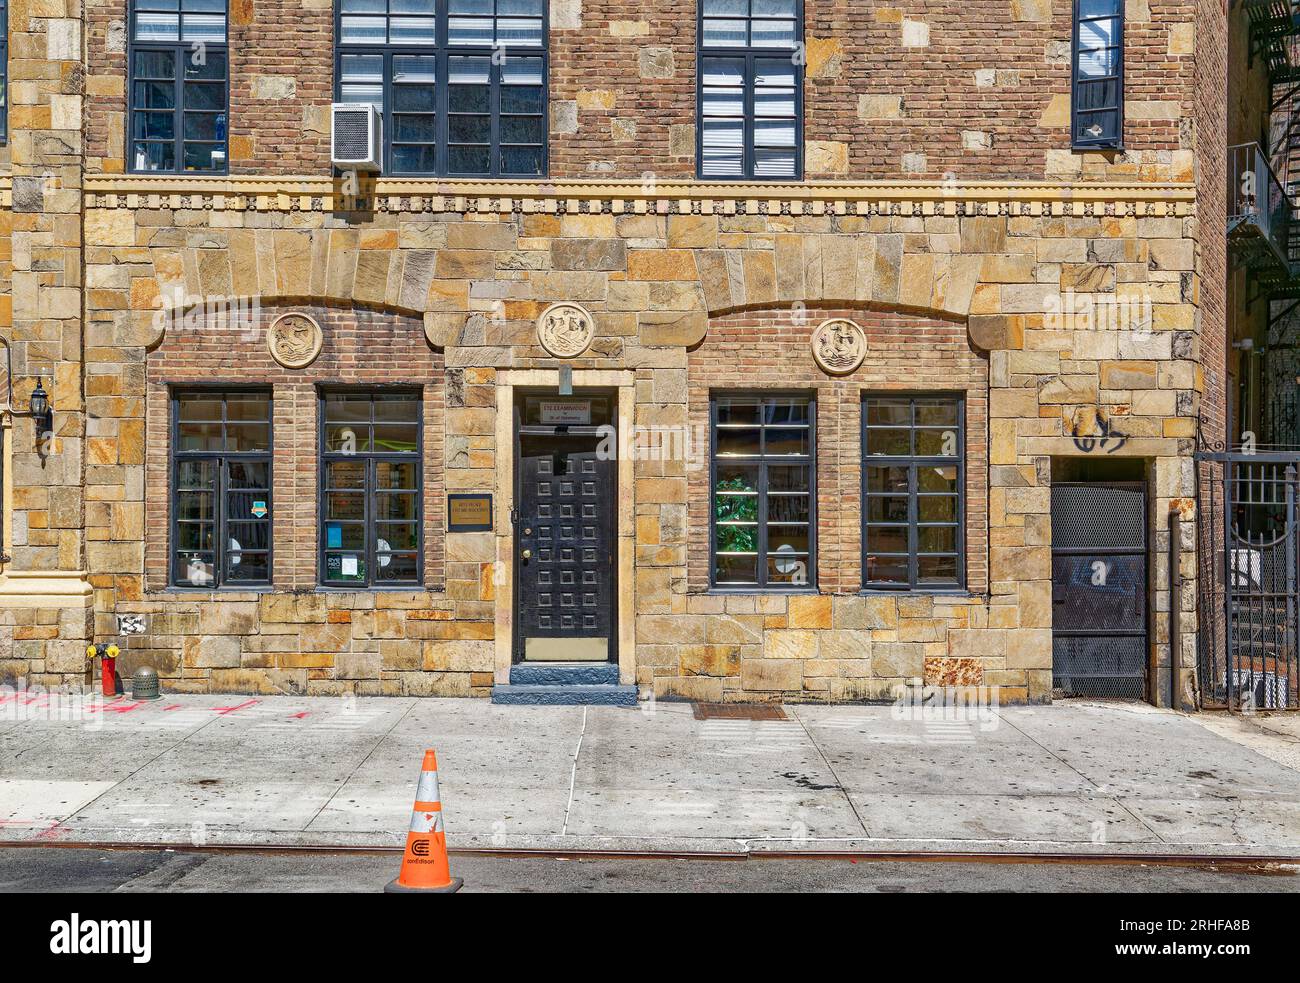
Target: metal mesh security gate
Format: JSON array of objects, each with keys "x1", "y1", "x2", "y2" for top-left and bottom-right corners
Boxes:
[
  {"x1": 1051, "y1": 482, "x2": 1148, "y2": 700},
  {"x1": 1196, "y1": 452, "x2": 1300, "y2": 710}
]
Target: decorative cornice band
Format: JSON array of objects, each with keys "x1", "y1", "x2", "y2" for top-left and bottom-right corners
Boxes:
[{"x1": 82, "y1": 175, "x2": 1196, "y2": 218}]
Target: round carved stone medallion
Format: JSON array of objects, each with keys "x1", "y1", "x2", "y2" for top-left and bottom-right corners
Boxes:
[
  {"x1": 537, "y1": 302, "x2": 595, "y2": 359},
  {"x1": 811, "y1": 318, "x2": 867, "y2": 375},
  {"x1": 267, "y1": 312, "x2": 324, "y2": 369}
]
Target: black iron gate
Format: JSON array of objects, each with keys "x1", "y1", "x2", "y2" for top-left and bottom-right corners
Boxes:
[
  {"x1": 1196, "y1": 451, "x2": 1300, "y2": 710},
  {"x1": 1050, "y1": 482, "x2": 1148, "y2": 700}
]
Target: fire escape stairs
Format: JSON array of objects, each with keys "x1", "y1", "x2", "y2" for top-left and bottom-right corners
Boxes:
[{"x1": 1240, "y1": 0, "x2": 1300, "y2": 295}]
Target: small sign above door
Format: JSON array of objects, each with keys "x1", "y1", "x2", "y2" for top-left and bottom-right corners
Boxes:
[
  {"x1": 537, "y1": 399, "x2": 591, "y2": 426},
  {"x1": 448, "y1": 493, "x2": 493, "y2": 532}
]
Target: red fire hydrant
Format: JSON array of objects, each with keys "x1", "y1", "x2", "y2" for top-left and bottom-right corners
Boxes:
[{"x1": 87, "y1": 643, "x2": 121, "y2": 696}]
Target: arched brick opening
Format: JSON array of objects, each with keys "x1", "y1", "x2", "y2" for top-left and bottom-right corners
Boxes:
[
  {"x1": 142, "y1": 301, "x2": 443, "y2": 593},
  {"x1": 686, "y1": 303, "x2": 989, "y2": 595}
]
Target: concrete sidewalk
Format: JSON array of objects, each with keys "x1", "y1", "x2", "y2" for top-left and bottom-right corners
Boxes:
[{"x1": 2, "y1": 691, "x2": 1299, "y2": 857}]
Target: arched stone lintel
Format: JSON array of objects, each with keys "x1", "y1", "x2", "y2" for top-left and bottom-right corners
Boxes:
[
  {"x1": 143, "y1": 294, "x2": 428, "y2": 350},
  {"x1": 702, "y1": 300, "x2": 981, "y2": 354}
]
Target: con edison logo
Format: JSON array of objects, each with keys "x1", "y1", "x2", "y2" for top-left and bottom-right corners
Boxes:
[
  {"x1": 50, "y1": 914, "x2": 152, "y2": 964},
  {"x1": 411, "y1": 839, "x2": 431, "y2": 856}
]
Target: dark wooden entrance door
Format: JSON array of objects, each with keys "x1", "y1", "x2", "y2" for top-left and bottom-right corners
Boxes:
[{"x1": 516, "y1": 435, "x2": 616, "y2": 662}]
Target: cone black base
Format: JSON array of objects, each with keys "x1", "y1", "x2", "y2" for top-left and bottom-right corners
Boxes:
[{"x1": 384, "y1": 877, "x2": 463, "y2": 894}]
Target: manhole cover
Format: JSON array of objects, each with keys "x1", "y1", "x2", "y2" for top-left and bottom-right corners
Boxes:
[{"x1": 692, "y1": 702, "x2": 787, "y2": 721}]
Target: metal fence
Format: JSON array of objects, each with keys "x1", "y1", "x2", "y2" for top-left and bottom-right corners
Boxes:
[{"x1": 1197, "y1": 451, "x2": 1300, "y2": 710}]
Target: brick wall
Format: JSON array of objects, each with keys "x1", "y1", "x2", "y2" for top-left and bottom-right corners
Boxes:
[
  {"x1": 142, "y1": 303, "x2": 445, "y2": 592},
  {"x1": 686, "y1": 306, "x2": 989, "y2": 595},
  {"x1": 85, "y1": 0, "x2": 1197, "y2": 181}
]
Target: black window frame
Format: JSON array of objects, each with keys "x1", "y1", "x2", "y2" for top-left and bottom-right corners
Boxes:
[
  {"x1": 861, "y1": 393, "x2": 966, "y2": 593},
  {"x1": 1071, "y1": 0, "x2": 1123, "y2": 151},
  {"x1": 696, "y1": 0, "x2": 804, "y2": 182},
  {"x1": 0, "y1": 0, "x2": 8, "y2": 144},
  {"x1": 708, "y1": 391, "x2": 817, "y2": 592},
  {"x1": 318, "y1": 387, "x2": 424, "y2": 590},
  {"x1": 126, "y1": 0, "x2": 231, "y2": 174},
  {"x1": 169, "y1": 388, "x2": 273, "y2": 590},
  {"x1": 334, "y1": 0, "x2": 549, "y2": 178}
]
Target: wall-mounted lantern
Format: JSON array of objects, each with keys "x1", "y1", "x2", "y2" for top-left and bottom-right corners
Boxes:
[
  {"x1": 29, "y1": 377, "x2": 53, "y2": 458},
  {"x1": 30, "y1": 378, "x2": 52, "y2": 435}
]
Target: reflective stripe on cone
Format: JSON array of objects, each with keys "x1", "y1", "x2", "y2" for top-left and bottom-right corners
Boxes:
[{"x1": 384, "y1": 748, "x2": 462, "y2": 894}]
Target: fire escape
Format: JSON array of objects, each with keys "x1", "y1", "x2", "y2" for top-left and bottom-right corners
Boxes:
[
  {"x1": 1198, "y1": 2, "x2": 1300, "y2": 711},
  {"x1": 1233, "y1": 0, "x2": 1300, "y2": 447}
]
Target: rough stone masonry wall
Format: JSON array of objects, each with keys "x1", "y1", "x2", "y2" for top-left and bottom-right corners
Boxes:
[
  {"x1": 0, "y1": 0, "x2": 95, "y2": 689},
  {"x1": 83, "y1": 0, "x2": 1198, "y2": 182},
  {"x1": 31, "y1": 185, "x2": 1201, "y2": 704}
]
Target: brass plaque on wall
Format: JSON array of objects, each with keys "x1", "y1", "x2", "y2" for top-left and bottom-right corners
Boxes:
[{"x1": 447, "y1": 494, "x2": 493, "y2": 532}]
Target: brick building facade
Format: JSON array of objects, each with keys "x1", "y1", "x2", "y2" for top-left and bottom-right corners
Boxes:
[{"x1": 0, "y1": 0, "x2": 1226, "y2": 707}]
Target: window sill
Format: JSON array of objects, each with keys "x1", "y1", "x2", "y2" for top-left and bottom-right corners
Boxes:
[
  {"x1": 315, "y1": 585, "x2": 430, "y2": 594},
  {"x1": 151, "y1": 585, "x2": 434, "y2": 597},
  {"x1": 154, "y1": 586, "x2": 274, "y2": 599},
  {"x1": 858, "y1": 588, "x2": 979, "y2": 600},
  {"x1": 707, "y1": 586, "x2": 820, "y2": 595}
]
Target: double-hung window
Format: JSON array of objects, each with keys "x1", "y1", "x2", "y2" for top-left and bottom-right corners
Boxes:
[
  {"x1": 697, "y1": 0, "x2": 801, "y2": 180},
  {"x1": 711, "y1": 394, "x2": 815, "y2": 589},
  {"x1": 862, "y1": 395, "x2": 965, "y2": 591},
  {"x1": 336, "y1": 0, "x2": 547, "y2": 176},
  {"x1": 1071, "y1": 0, "x2": 1123, "y2": 149},
  {"x1": 171, "y1": 391, "x2": 272, "y2": 588},
  {"x1": 320, "y1": 391, "x2": 422, "y2": 588},
  {"x1": 128, "y1": 0, "x2": 229, "y2": 172}
]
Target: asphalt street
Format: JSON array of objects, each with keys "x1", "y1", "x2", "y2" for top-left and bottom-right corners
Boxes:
[{"x1": 2, "y1": 847, "x2": 1296, "y2": 893}]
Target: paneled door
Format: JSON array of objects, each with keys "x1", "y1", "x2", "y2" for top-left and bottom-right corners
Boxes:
[{"x1": 516, "y1": 436, "x2": 616, "y2": 662}]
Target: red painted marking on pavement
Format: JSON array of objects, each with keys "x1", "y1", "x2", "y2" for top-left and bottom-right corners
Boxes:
[
  {"x1": 212, "y1": 699, "x2": 259, "y2": 715},
  {"x1": 84, "y1": 700, "x2": 146, "y2": 714},
  {"x1": 163, "y1": 704, "x2": 184, "y2": 711},
  {"x1": 101, "y1": 701, "x2": 146, "y2": 714},
  {"x1": 290, "y1": 711, "x2": 309, "y2": 719}
]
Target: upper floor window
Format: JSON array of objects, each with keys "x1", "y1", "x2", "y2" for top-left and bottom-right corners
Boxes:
[
  {"x1": 862, "y1": 395, "x2": 965, "y2": 591},
  {"x1": 1072, "y1": 0, "x2": 1123, "y2": 149},
  {"x1": 697, "y1": 0, "x2": 802, "y2": 180},
  {"x1": 0, "y1": 0, "x2": 8, "y2": 143},
  {"x1": 336, "y1": 0, "x2": 547, "y2": 176},
  {"x1": 128, "y1": 0, "x2": 229, "y2": 172},
  {"x1": 711, "y1": 393, "x2": 815, "y2": 590},
  {"x1": 320, "y1": 390, "x2": 423, "y2": 588},
  {"x1": 171, "y1": 390, "x2": 272, "y2": 588}
]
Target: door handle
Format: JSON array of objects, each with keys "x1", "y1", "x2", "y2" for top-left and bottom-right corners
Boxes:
[{"x1": 521, "y1": 549, "x2": 532, "y2": 560}]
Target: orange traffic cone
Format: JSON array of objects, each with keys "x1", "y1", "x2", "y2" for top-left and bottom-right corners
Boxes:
[{"x1": 385, "y1": 749, "x2": 463, "y2": 894}]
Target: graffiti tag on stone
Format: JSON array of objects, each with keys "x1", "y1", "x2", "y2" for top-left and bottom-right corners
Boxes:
[{"x1": 1071, "y1": 412, "x2": 1128, "y2": 454}]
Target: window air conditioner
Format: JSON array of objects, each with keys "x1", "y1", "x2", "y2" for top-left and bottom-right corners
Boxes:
[{"x1": 331, "y1": 103, "x2": 382, "y2": 172}]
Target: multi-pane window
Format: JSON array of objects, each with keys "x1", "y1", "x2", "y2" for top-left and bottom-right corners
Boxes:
[
  {"x1": 128, "y1": 0, "x2": 229, "y2": 172},
  {"x1": 1072, "y1": 0, "x2": 1123, "y2": 149},
  {"x1": 337, "y1": 0, "x2": 547, "y2": 176},
  {"x1": 171, "y1": 391, "x2": 272, "y2": 588},
  {"x1": 711, "y1": 394, "x2": 814, "y2": 589},
  {"x1": 320, "y1": 391, "x2": 422, "y2": 588},
  {"x1": 697, "y1": 0, "x2": 801, "y2": 180},
  {"x1": 0, "y1": 0, "x2": 8, "y2": 143},
  {"x1": 862, "y1": 395, "x2": 965, "y2": 591}
]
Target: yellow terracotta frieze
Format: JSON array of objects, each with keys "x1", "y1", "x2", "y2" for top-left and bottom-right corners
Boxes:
[{"x1": 81, "y1": 174, "x2": 1196, "y2": 217}]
